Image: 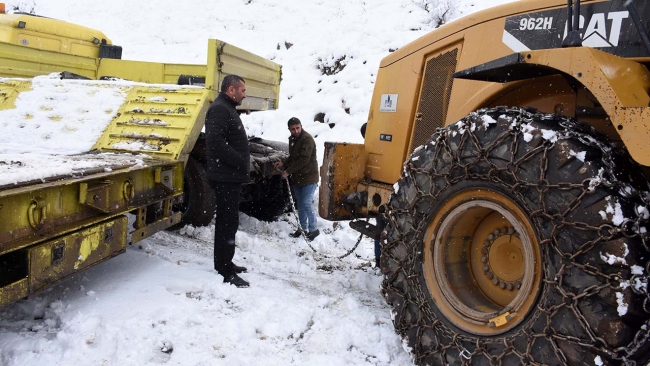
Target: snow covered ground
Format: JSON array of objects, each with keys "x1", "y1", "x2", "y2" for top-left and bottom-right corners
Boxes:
[{"x1": 0, "y1": 0, "x2": 514, "y2": 365}]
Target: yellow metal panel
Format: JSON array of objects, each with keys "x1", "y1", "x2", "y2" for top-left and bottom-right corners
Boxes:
[
  {"x1": 0, "y1": 79, "x2": 32, "y2": 110},
  {"x1": 0, "y1": 159, "x2": 183, "y2": 256},
  {"x1": 93, "y1": 86, "x2": 211, "y2": 161},
  {"x1": 98, "y1": 59, "x2": 207, "y2": 85},
  {"x1": 0, "y1": 13, "x2": 111, "y2": 56},
  {"x1": 206, "y1": 39, "x2": 282, "y2": 111},
  {"x1": 163, "y1": 63, "x2": 206, "y2": 84},
  {"x1": 0, "y1": 278, "x2": 29, "y2": 307},
  {"x1": 0, "y1": 41, "x2": 98, "y2": 79},
  {"x1": 319, "y1": 142, "x2": 366, "y2": 220},
  {"x1": 523, "y1": 47, "x2": 650, "y2": 166},
  {"x1": 98, "y1": 59, "x2": 166, "y2": 83},
  {"x1": 28, "y1": 216, "x2": 127, "y2": 293},
  {"x1": 17, "y1": 32, "x2": 62, "y2": 53}
]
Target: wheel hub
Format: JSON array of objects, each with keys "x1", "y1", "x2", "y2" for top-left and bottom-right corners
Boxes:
[
  {"x1": 481, "y1": 227, "x2": 523, "y2": 291},
  {"x1": 423, "y1": 189, "x2": 542, "y2": 336}
]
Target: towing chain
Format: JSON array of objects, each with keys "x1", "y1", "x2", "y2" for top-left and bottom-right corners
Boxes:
[{"x1": 283, "y1": 177, "x2": 366, "y2": 260}]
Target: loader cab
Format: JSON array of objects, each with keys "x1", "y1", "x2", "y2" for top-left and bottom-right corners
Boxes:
[{"x1": 0, "y1": 4, "x2": 121, "y2": 59}]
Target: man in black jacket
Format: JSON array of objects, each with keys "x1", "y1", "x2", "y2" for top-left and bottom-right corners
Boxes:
[{"x1": 205, "y1": 74, "x2": 250, "y2": 288}]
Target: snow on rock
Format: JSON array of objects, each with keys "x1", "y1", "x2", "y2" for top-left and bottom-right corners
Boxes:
[{"x1": 594, "y1": 355, "x2": 604, "y2": 366}]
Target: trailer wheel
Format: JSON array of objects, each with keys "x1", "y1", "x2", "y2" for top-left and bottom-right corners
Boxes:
[
  {"x1": 170, "y1": 156, "x2": 215, "y2": 229},
  {"x1": 239, "y1": 175, "x2": 290, "y2": 222},
  {"x1": 382, "y1": 107, "x2": 650, "y2": 365}
]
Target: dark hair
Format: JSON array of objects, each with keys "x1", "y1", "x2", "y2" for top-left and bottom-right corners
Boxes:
[
  {"x1": 220, "y1": 74, "x2": 245, "y2": 93},
  {"x1": 287, "y1": 117, "x2": 301, "y2": 127}
]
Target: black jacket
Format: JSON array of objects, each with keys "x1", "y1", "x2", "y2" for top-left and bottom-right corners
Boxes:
[{"x1": 205, "y1": 93, "x2": 250, "y2": 183}]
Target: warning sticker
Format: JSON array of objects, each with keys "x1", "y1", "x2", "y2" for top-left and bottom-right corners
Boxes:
[{"x1": 379, "y1": 94, "x2": 398, "y2": 113}]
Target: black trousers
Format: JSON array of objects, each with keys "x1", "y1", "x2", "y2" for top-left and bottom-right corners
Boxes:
[{"x1": 211, "y1": 182, "x2": 242, "y2": 276}]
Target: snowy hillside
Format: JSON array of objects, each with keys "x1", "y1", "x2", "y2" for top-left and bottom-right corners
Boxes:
[
  {"x1": 0, "y1": 1, "x2": 514, "y2": 365},
  {"x1": 27, "y1": 0, "x2": 513, "y2": 157}
]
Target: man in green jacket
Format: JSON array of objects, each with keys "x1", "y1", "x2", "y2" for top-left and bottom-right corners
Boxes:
[{"x1": 274, "y1": 117, "x2": 320, "y2": 240}]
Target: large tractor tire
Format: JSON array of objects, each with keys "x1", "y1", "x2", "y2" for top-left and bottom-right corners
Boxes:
[
  {"x1": 171, "y1": 155, "x2": 215, "y2": 229},
  {"x1": 382, "y1": 107, "x2": 650, "y2": 365}
]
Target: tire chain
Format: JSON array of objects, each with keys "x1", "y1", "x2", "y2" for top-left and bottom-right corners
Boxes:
[{"x1": 381, "y1": 107, "x2": 650, "y2": 365}]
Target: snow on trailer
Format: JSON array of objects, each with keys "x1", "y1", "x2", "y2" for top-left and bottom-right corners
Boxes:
[{"x1": 0, "y1": 74, "x2": 206, "y2": 187}]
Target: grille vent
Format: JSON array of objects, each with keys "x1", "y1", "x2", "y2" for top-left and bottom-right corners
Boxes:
[{"x1": 410, "y1": 48, "x2": 459, "y2": 154}]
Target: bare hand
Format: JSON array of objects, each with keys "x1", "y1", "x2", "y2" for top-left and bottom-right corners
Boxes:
[
  {"x1": 282, "y1": 170, "x2": 289, "y2": 179},
  {"x1": 273, "y1": 161, "x2": 283, "y2": 170}
]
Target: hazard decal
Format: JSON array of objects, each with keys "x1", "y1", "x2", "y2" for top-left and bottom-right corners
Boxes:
[{"x1": 503, "y1": 0, "x2": 650, "y2": 57}]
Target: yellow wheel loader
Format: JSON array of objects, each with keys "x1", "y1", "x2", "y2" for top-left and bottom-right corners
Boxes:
[
  {"x1": 0, "y1": 7, "x2": 286, "y2": 307},
  {"x1": 320, "y1": 0, "x2": 650, "y2": 364}
]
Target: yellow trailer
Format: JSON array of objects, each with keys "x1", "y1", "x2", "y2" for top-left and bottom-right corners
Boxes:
[{"x1": 0, "y1": 8, "x2": 285, "y2": 307}]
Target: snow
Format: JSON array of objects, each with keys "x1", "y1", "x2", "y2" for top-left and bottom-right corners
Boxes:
[
  {"x1": 616, "y1": 292, "x2": 629, "y2": 316},
  {"x1": 569, "y1": 149, "x2": 587, "y2": 162},
  {"x1": 632, "y1": 265, "x2": 645, "y2": 275},
  {"x1": 599, "y1": 196, "x2": 626, "y2": 226},
  {"x1": 481, "y1": 114, "x2": 497, "y2": 129},
  {"x1": 0, "y1": 0, "x2": 518, "y2": 365},
  {"x1": 594, "y1": 355, "x2": 604, "y2": 366},
  {"x1": 521, "y1": 123, "x2": 536, "y2": 142},
  {"x1": 600, "y1": 252, "x2": 628, "y2": 266},
  {"x1": 540, "y1": 129, "x2": 558, "y2": 143}
]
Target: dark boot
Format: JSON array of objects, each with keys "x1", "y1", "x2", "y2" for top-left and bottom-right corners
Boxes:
[
  {"x1": 290, "y1": 229, "x2": 303, "y2": 238},
  {"x1": 231, "y1": 263, "x2": 248, "y2": 273},
  {"x1": 223, "y1": 274, "x2": 250, "y2": 288},
  {"x1": 306, "y1": 229, "x2": 320, "y2": 241}
]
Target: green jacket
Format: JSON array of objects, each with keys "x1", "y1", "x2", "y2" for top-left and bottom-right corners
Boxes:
[{"x1": 285, "y1": 130, "x2": 319, "y2": 186}]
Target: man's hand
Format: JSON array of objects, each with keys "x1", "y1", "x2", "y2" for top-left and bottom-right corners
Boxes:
[
  {"x1": 273, "y1": 161, "x2": 283, "y2": 170},
  {"x1": 282, "y1": 170, "x2": 289, "y2": 179}
]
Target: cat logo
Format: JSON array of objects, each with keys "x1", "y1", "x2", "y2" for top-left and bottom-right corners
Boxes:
[
  {"x1": 503, "y1": 1, "x2": 648, "y2": 58},
  {"x1": 564, "y1": 11, "x2": 629, "y2": 47}
]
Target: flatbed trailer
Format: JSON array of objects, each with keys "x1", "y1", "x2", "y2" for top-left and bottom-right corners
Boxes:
[{"x1": 0, "y1": 9, "x2": 283, "y2": 307}]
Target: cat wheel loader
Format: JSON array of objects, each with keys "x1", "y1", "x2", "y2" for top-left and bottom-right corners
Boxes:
[
  {"x1": 0, "y1": 6, "x2": 286, "y2": 308},
  {"x1": 320, "y1": 0, "x2": 650, "y2": 364}
]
